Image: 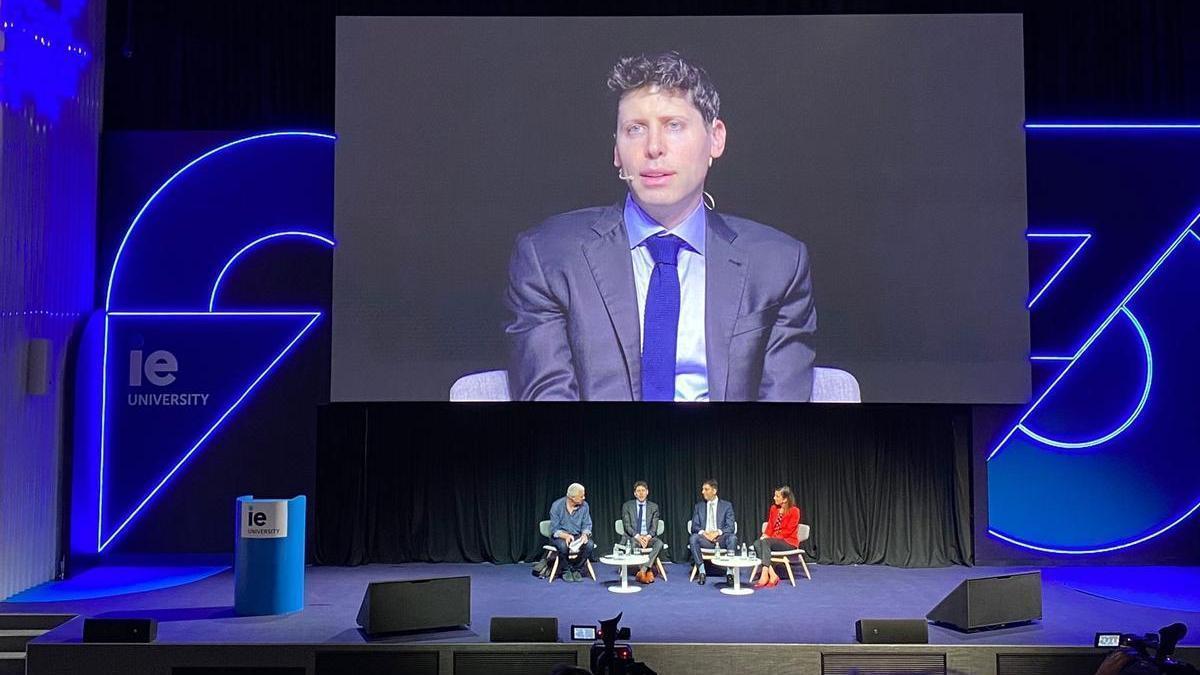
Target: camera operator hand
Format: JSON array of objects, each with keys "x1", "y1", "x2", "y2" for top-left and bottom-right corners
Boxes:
[{"x1": 1096, "y1": 650, "x2": 1133, "y2": 675}]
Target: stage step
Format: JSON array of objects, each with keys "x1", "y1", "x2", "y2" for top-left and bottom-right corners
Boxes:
[
  {"x1": 0, "y1": 652, "x2": 24, "y2": 675},
  {"x1": 0, "y1": 629, "x2": 42, "y2": 651},
  {"x1": 0, "y1": 614, "x2": 76, "y2": 675},
  {"x1": 0, "y1": 614, "x2": 74, "y2": 630}
]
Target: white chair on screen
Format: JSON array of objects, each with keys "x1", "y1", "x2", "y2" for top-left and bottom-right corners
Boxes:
[
  {"x1": 450, "y1": 370, "x2": 511, "y2": 401},
  {"x1": 811, "y1": 367, "x2": 860, "y2": 403},
  {"x1": 449, "y1": 368, "x2": 860, "y2": 402}
]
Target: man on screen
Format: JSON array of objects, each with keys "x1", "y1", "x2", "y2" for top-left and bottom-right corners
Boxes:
[{"x1": 504, "y1": 51, "x2": 816, "y2": 401}]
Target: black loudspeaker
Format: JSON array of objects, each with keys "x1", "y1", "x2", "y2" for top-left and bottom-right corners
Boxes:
[
  {"x1": 356, "y1": 576, "x2": 471, "y2": 635},
  {"x1": 82, "y1": 618, "x2": 157, "y2": 643},
  {"x1": 927, "y1": 570, "x2": 1042, "y2": 632},
  {"x1": 489, "y1": 617, "x2": 558, "y2": 642},
  {"x1": 855, "y1": 618, "x2": 929, "y2": 644}
]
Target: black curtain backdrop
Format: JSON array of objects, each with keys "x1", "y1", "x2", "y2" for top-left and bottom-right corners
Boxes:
[{"x1": 314, "y1": 404, "x2": 973, "y2": 567}]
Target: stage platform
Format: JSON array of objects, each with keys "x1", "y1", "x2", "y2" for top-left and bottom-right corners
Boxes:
[{"x1": 4, "y1": 562, "x2": 1199, "y2": 675}]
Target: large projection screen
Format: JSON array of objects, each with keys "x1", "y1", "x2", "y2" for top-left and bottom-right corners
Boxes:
[{"x1": 333, "y1": 14, "x2": 1028, "y2": 403}]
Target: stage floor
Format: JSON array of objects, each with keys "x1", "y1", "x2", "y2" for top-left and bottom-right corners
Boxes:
[{"x1": 5, "y1": 563, "x2": 1200, "y2": 647}]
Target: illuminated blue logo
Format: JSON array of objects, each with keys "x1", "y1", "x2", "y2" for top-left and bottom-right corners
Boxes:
[
  {"x1": 86, "y1": 132, "x2": 335, "y2": 553},
  {"x1": 988, "y1": 124, "x2": 1200, "y2": 554}
]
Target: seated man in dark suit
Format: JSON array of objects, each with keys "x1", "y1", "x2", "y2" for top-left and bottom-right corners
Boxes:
[
  {"x1": 689, "y1": 478, "x2": 736, "y2": 585},
  {"x1": 504, "y1": 50, "x2": 816, "y2": 402},
  {"x1": 548, "y1": 482, "x2": 595, "y2": 582},
  {"x1": 621, "y1": 480, "x2": 664, "y2": 584}
]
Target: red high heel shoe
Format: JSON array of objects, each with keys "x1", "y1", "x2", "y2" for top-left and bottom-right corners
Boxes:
[{"x1": 766, "y1": 576, "x2": 781, "y2": 587}]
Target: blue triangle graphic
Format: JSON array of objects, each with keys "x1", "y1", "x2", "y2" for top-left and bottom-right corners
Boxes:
[{"x1": 100, "y1": 312, "x2": 320, "y2": 551}]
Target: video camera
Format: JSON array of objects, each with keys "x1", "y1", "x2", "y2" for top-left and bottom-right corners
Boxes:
[
  {"x1": 582, "y1": 613, "x2": 655, "y2": 675},
  {"x1": 1095, "y1": 623, "x2": 1198, "y2": 675}
]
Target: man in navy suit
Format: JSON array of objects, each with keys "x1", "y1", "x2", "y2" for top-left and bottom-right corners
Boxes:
[
  {"x1": 504, "y1": 51, "x2": 816, "y2": 402},
  {"x1": 689, "y1": 478, "x2": 736, "y2": 585}
]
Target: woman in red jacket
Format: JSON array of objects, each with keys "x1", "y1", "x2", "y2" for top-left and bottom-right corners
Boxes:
[{"x1": 753, "y1": 485, "x2": 801, "y2": 588}]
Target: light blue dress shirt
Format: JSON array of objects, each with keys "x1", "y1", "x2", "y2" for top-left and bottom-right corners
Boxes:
[{"x1": 624, "y1": 194, "x2": 709, "y2": 402}]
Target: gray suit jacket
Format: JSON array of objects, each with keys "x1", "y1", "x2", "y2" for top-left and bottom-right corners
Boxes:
[
  {"x1": 621, "y1": 499, "x2": 661, "y2": 540},
  {"x1": 504, "y1": 201, "x2": 816, "y2": 401}
]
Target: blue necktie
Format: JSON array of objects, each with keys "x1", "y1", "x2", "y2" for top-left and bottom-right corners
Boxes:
[
  {"x1": 641, "y1": 234, "x2": 685, "y2": 401},
  {"x1": 638, "y1": 502, "x2": 646, "y2": 535}
]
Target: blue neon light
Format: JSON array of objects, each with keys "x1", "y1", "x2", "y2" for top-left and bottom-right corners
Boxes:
[
  {"x1": 208, "y1": 231, "x2": 336, "y2": 312},
  {"x1": 103, "y1": 132, "x2": 335, "y2": 311},
  {"x1": 988, "y1": 495, "x2": 1200, "y2": 555},
  {"x1": 1018, "y1": 307, "x2": 1152, "y2": 449},
  {"x1": 988, "y1": 208, "x2": 1200, "y2": 554},
  {"x1": 988, "y1": 211, "x2": 1200, "y2": 464},
  {"x1": 983, "y1": 122, "x2": 1200, "y2": 555},
  {"x1": 99, "y1": 312, "x2": 321, "y2": 551},
  {"x1": 98, "y1": 315, "x2": 109, "y2": 550},
  {"x1": 110, "y1": 311, "x2": 322, "y2": 317},
  {"x1": 1026, "y1": 123, "x2": 1200, "y2": 129},
  {"x1": 96, "y1": 131, "x2": 335, "y2": 553},
  {"x1": 1027, "y1": 232, "x2": 1092, "y2": 308}
]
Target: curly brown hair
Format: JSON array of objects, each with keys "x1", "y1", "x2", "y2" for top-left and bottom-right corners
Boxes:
[{"x1": 607, "y1": 51, "x2": 721, "y2": 126}]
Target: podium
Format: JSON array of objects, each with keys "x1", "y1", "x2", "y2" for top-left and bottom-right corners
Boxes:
[{"x1": 234, "y1": 495, "x2": 306, "y2": 616}]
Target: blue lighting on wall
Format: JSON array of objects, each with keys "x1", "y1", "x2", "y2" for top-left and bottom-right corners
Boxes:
[
  {"x1": 104, "y1": 132, "x2": 335, "y2": 311},
  {"x1": 99, "y1": 312, "x2": 321, "y2": 551},
  {"x1": 989, "y1": 123, "x2": 1200, "y2": 556},
  {"x1": 989, "y1": 499, "x2": 1200, "y2": 555},
  {"x1": 6, "y1": 566, "x2": 227, "y2": 603},
  {"x1": 0, "y1": 0, "x2": 91, "y2": 121},
  {"x1": 79, "y1": 131, "x2": 335, "y2": 555},
  {"x1": 988, "y1": 121, "x2": 1200, "y2": 552},
  {"x1": 989, "y1": 218, "x2": 1199, "y2": 464},
  {"x1": 0, "y1": 311, "x2": 83, "y2": 318}
]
